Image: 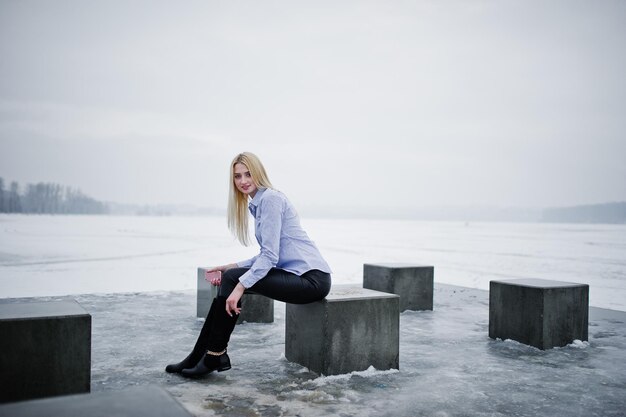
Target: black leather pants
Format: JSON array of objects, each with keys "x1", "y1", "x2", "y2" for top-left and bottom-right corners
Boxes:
[{"x1": 219, "y1": 267, "x2": 331, "y2": 304}]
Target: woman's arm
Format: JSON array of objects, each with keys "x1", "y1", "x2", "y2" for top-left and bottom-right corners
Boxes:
[
  {"x1": 225, "y1": 193, "x2": 284, "y2": 315},
  {"x1": 225, "y1": 283, "x2": 245, "y2": 316},
  {"x1": 237, "y1": 196, "x2": 283, "y2": 289},
  {"x1": 236, "y1": 255, "x2": 259, "y2": 268}
]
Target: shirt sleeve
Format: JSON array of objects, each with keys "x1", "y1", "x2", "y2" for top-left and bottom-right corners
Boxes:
[
  {"x1": 238, "y1": 196, "x2": 283, "y2": 288},
  {"x1": 236, "y1": 255, "x2": 259, "y2": 268}
]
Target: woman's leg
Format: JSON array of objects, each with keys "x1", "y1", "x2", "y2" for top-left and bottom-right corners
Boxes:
[
  {"x1": 173, "y1": 268, "x2": 331, "y2": 376},
  {"x1": 166, "y1": 270, "x2": 246, "y2": 374},
  {"x1": 165, "y1": 295, "x2": 220, "y2": 373},
  {"x1": 179, "y1": 295, "x2": 237, "y2": 378},
  {"x1": 219, "y1": 267, "x2": 331, "y2": 304},
  {"x1": 217, "y1": 267, "x2": 249, "y2": 298}
]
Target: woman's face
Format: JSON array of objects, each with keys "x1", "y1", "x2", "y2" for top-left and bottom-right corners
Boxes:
[{"x1": 233, "y1": 162, "x2": 258, "y2": 197}]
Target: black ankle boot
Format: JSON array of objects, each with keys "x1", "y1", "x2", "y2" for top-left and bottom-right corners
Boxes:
[
  {"x1": 165, "y1": 297, "x2": 222, "y2": 374},
  {"x1": 181, "y1": 351, "x2": 231, "y2": 378},
  {"x1": 165, "y1": 352, "x2": 198, "y2": 374}
]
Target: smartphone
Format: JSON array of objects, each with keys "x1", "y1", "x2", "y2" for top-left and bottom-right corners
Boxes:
[{"x1": 205, "y1": 270, "x2": 222, "y2": 283}]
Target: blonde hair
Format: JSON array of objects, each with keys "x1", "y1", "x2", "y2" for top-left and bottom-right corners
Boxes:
[{"x1": 228, "y1": 152, "x2": 274, "y2": 246}]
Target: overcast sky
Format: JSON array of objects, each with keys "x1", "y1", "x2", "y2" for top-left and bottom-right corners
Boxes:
[{"x1": 1, "y1": 0, "x2": 625, "y2": 213}]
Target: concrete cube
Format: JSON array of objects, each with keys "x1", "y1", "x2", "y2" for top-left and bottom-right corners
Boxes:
[
  {"x1": 197, "y1": 267, "x2": 274, "y2": 324},
  {"x1": 0, "y1": 300, "x2": 91, "y2": 403},
  {"x1": 0, "y1": 385, "x2": 192, "y2": 417},
  {"x1": 489, "y1": 278, "x2": 589, "y2": 350},
  {"x1": 363, "y1": 263, "x2": 434, "y2": 311},
  {"x1": 286, "y1": 285, "x2": 399, "y2": 375}
]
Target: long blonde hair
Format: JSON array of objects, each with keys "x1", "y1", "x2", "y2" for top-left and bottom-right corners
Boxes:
[{"x1": 228, "y1": 152, "x2": 274, "y2": 246}]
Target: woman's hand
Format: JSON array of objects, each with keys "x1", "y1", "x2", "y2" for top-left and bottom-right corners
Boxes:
[
  {"x1": 225, "y1": 283, "x2": 245, "y2": 317},
  {"x1": 206, "y1": 263, "x2": 238, "y2": 286},
  {"x1": 205, "y1": 270, "x2": 222, "y2": 286}
]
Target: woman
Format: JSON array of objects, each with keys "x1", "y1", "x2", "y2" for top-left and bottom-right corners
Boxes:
[{"x1": 166, "y1": 152, "x2": 332, "y2": 378}]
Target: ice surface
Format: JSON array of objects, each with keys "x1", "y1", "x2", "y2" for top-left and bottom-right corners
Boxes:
[
  {"x1": 1, "y1": 214, "x2": 625, "y2": 310},
  {"x1": 1, "y1": 214, "x2": 626, "y2": 415},
  {"x1": 1, "y1": 285, "x2": 624, "y2": 416}
]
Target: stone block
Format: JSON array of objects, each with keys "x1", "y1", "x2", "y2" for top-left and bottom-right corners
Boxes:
[
  {"x1": 363, "y1": 263, "x2": 434, "y2": 311},
  {"x1": 0, "y1": 300, "x2": 91, "y2": 403},
  {"x1": 197, "y1": 267, "x2": 274, "y2": 324},
  {"x1": 286, "y1": 285, "x2": 399, "y2": 375},
  {"x1": 489, "y1": 278, "x2": 589, "y2": 350},
  {"x1": 0, "y1": 385, "x2": 192, "y2": 417}
]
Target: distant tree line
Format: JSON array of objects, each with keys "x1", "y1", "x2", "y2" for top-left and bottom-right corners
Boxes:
[
  {"x1": 0, "y1": 177, "x2": 108, "y2": 214},
  {"x1": 542, "y1": 202, "x2": 626, "y2": 224}
]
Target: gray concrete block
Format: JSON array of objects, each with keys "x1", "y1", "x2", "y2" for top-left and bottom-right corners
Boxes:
[
  {"x1": 0, "y1": 300, "x2": 91, "y2": 403},
  {"x1": 286, "y1": 285, "x2": 399, "y2": 375},
  {"x1": 197, "y1": 267, "x2": 274, "y2": 324},
  {"x1": 363, "y1": 263, "x2": 434, "y2": 311},
  {"x1": 0, "y1": 385, "x2": 192, "y2": 417},
  {"x1": 489, "y1": 278, "x2": 589, "y2": 350},
  {"x1": 197, "y1": 267, "x2": 215, "y2": 319}
]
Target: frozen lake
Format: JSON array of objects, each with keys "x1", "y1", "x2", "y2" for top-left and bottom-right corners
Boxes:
[
  {"x1": 1, "y1": 214, "x2": 625, "y2": 416},
  {"x1": 1, "y1": 214, "x2": 625, "y2": 310},
  {"x1": 3, "y1": 286, "x2": 624, "y2": 416}
]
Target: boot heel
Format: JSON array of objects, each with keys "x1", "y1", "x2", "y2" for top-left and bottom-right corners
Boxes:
[{"x1": 217, "y1": 353, "x2": 231, "y2": 372}]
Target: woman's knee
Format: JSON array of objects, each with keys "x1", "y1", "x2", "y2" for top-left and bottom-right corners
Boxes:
[
  {"x1": 222, "y1": 267, "x2": 245, "y2": 283},
  {"x1": 219, "y1": 267, "x2": 248, "y2": 297}
]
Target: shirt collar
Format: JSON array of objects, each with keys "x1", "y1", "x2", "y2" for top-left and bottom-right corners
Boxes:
[{"x1": 248, "y1": 187, "x2": 267, "y2": 216}]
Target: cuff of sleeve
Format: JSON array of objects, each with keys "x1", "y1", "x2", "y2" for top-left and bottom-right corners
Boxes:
[{"x1": 238, "y1": 271, "x2": 256, "y2": 289}]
